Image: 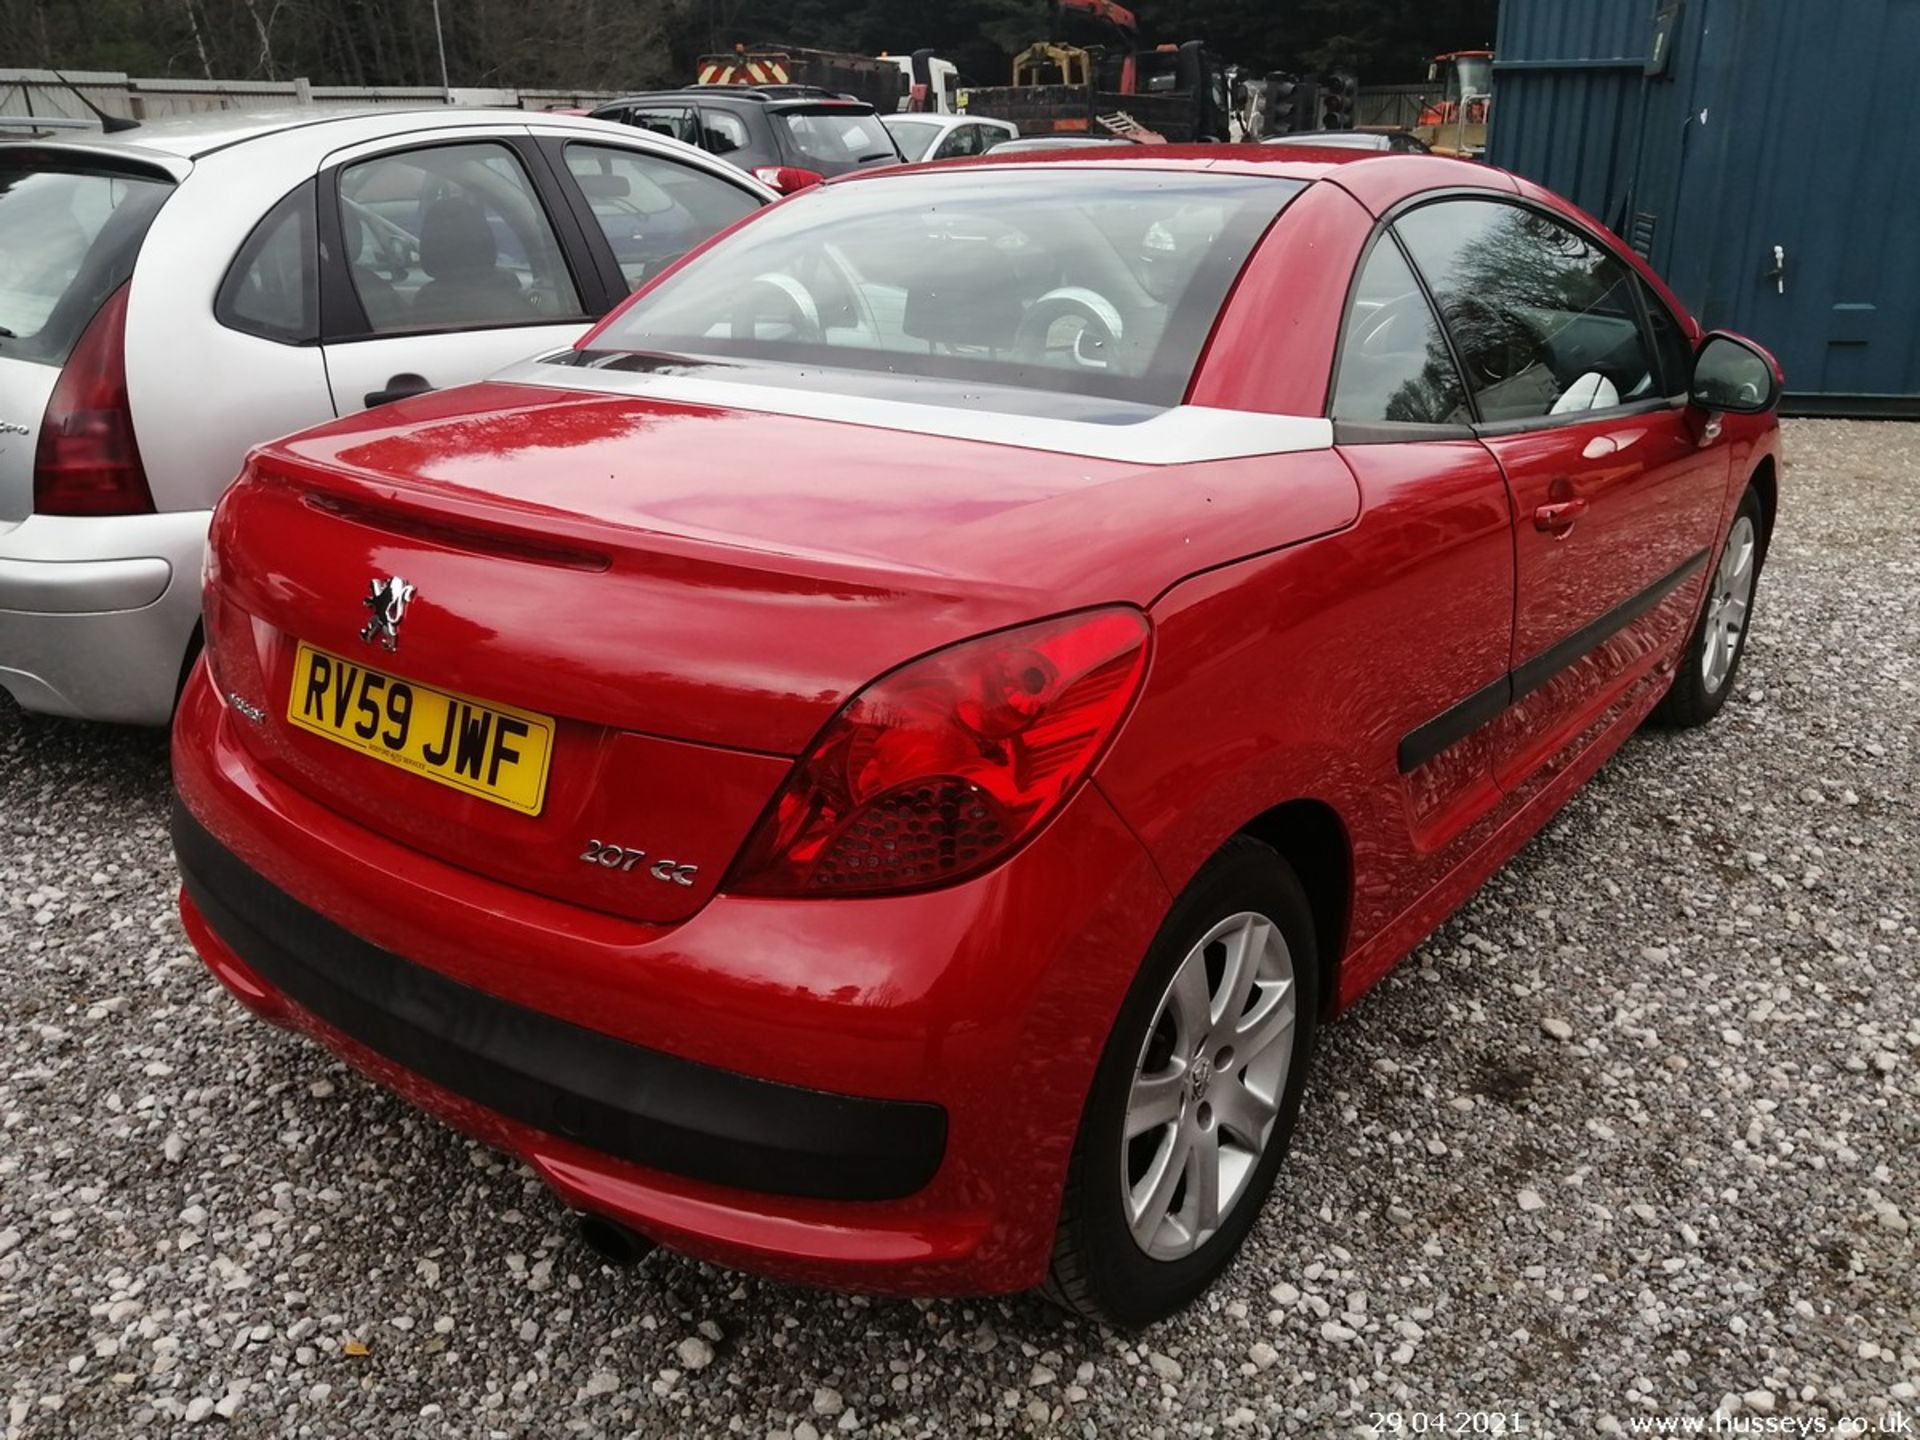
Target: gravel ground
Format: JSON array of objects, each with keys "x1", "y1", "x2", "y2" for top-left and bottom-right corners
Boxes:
[{"x1": 2, "y1": 417, "x2": 1915, "y2": 1439}]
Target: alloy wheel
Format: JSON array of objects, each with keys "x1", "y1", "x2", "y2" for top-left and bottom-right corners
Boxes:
[
  {"x1": 1702, "y1": 514, "x2": 1758, "y2": 694},
  {"x1": 1122, "y1": 910, "x2": 1298, "y2": 1261}
]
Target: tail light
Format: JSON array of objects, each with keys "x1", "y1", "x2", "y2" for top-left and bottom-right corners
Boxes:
[
  {"x1": 727, "y1": 607, "x2": 1150, "y2": 897},
  {"x1": 752, "y1": 166, "x2": 827, "y2": 195},
  {"x1": 34, "y1": 283, "x2": 154, "y2": 517}
]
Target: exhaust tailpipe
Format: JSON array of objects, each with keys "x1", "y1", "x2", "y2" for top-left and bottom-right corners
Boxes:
[{"x1": 577, "y1": 1213, "x2": 656, "y2": 1267}]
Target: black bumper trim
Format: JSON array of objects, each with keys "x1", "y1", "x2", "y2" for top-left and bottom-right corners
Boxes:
[{"x1": 172, "y1": 801, "x2": 946, "y2": 1201}]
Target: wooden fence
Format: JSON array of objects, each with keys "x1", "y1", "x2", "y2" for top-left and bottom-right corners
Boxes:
[{"x1": 1354, "y1": 83, "x2": 1432, "y2": 130}]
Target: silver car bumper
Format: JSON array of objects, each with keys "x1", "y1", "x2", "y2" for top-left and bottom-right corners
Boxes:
[{"x1": 0, "y1": 510, "x2": 211, "y2": 726}]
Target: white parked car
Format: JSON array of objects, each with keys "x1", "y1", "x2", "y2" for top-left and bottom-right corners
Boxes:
[
  {"x1": 0, "y1": 108, "x2": 772, "y2": 725},
  {"x1": 880, "y1": 112, "x2": 1017, "y2": 163}
]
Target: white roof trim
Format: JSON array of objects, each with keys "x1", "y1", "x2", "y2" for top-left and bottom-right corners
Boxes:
[{"x1": 488, "y1": 357, "x2": 1332, "y2": 465}]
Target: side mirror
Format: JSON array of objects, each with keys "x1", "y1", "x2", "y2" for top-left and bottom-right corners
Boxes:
[
  {"x1": 752, "y1": 166, "x2": 827, "y2": 195},
  {"x1": 1690, "y1": 332, "x2": 1781, "y2": 415}
]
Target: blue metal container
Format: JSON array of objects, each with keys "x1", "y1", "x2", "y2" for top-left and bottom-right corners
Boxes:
[{"x1": 1488, "y1": 0, "x2": 1920, "y2": 416}]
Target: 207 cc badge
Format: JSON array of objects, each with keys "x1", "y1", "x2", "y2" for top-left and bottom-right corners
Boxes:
[{"x1": 359, "y1": 576, "x2": 416, "y2": 651}]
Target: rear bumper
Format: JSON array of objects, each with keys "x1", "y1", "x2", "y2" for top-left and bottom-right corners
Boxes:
[
  {"x1": 0, "y1": 510, "x2": 210, "y2": 724},
  {"x1": 174, "y1": 800, "x2": 947, "y2": 1201},
  {"x1": 169, "y1": 661, "x2": 1173, "y2": 1294}
]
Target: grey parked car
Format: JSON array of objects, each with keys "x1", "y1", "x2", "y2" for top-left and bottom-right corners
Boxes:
[{"x1": 0, "y1": 108, "x2": 770, "y2": 725}]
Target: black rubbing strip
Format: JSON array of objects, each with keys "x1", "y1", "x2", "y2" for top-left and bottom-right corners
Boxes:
[
  {"x1": 1509, "y1": 548, "x2": 1709, "y2": 702},
  {"x1": 1397, "y1": 672, "x2": 1513, "y2": 775},
  {"x1": 1397, "y1": 547, "x2": 1711, "y2": 774}
]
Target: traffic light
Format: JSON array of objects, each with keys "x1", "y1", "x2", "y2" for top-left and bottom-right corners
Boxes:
[
  {"x1": 1268, "y1": 73, "x2": 1323, "y2": 134},
  {"x1": 1292, "y1": 79, "x2": 1321, "y2": 132},
  {"x1": 1265, "y1": 72, "x2": 1308, "y2": 135},
  {"x1": 1320, "y1": 69, "x2": 1358, "y2": 130}
]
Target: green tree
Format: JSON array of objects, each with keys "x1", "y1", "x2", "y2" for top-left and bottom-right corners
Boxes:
[{"x1": 0, "y1": 0, "x2": 1499, "y2": 89}]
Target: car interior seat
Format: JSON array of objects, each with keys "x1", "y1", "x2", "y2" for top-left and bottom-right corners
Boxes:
[
  {"x1": 409, "y1": 196, "x2": 531, "y2": 327},
  {"x1": 340, "y1": 205, "x2": 407, "y2": 330}
]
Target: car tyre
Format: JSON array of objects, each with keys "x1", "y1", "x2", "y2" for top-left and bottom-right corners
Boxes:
[
  {"x1": 1652, "y1": 486, "x2": 1766, "y2": 729},
  {"x1": 1043, "y1": 835, "x2": 1319, "y2": 1328}
]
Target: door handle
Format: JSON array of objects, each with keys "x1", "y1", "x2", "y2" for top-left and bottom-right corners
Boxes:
[
  {"x1": 1764, "y1": 244, "x2": 1786, "y2": 295},
  {"x1": 364, "y1": 373, "x2": 434, "y2": 408},
  {"x1": 1533, "y1": 498, "x2": 1588, "y2": 532}
]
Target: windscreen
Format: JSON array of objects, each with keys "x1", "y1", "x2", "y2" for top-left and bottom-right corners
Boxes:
[
  {"x1": 775, "y1": 107, "x2": 901, "y2": 172},
  {"x1": 0, "y1": 160, "x2": 173, "y2": 365},
  {"x1": 584, "y1": 168, "x2": 1301, "y2": 407}
]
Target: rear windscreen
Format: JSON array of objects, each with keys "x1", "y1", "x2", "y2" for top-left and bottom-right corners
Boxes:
[
  {"x1": 0, "y1": 161, "x2": 173, "y2": 366},
  {"x1": 584, "y1": 168, "x2": 1302, "y2": 408},
  {"x1": 775, "y1": 108, "x2": 901, "y2": 171},
  {"x1": 881, "y1": 118, "x2": 944, "y2": 161}
]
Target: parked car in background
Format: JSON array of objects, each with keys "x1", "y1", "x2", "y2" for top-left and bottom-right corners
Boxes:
[
  {"x1": 986, "y1": 133, "x2": 1140, "y2": 154},
  {"x1": 173, "y1": 146, "x2": 1781, "y2": 1327},
  {"x1": 1264, "y1": 129, "x2": 1430, "y2": 152},
  {"x1": 881, "y1": 112, "x2": 1017, "y2": 162},
  {"x1": 590, "y1": 88, "x2": 904, "y2": 189},
  {"x1": 0, "y1": 109, "x2": 771, "y2": 726}
]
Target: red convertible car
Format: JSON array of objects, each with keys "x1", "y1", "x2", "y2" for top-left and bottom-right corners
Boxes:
[{"x1": 172, "y1": 146, "x2": 1782, "y2": 1326}]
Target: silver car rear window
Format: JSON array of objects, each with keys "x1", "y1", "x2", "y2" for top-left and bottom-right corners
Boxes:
[{"x1": 0, "y1": 157, "x2": 173, "y2": 366}]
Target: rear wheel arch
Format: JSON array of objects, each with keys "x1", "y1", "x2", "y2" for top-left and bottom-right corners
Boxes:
[
  {"x1": 172, "y1": 619, "x2": 206, "y2": 715},
  {"x1": 1237, "y1": 798, "x2": 1351, "y2": 1016}
]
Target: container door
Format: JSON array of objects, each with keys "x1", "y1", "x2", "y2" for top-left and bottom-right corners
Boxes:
[{"x1": 1672, "y1": 0, "x2": 1920, "y2": 409}]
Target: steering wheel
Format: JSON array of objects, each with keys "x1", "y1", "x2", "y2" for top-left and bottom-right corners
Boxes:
[
  {"x1": 1352, "y1": 291, "x2": 1433, "y2": 355},
  {"x1": 342, "y1": 198, "x2": 417, "y2": 282},
  {"x1": 1446, "y1": 297, "x2": 1539, "y2": 387},
  {"x1": 730, "y1": 274, "x2": 825, "y2": 344},
  {"x1": 1013, "y1": 290, "x2": 1123, "y2": 371}
]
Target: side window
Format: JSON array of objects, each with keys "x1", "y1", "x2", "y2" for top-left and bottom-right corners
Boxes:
[
  {"x1": 336, "y1": 141, "x2": 585, "y2": 335},
  {"x1": 1396, "y1": 199, "x2": 1660, "y2": 424},
  {"x1": 563, "y1": 144, "x2": 759, "y2": 293},
  {"x1": 216, "y1": 180, "x2": 317, "y2": 344},
  {"x1": 1639, "y1": 277, "x2": 1694, "y2": 397},
  {"x1": 628, "y1": 107, "x2": 699, "y2": 145},
  {"x1": 1330, "y1": 235, "x2": 1468, "y2": 427},
  {"x1": 697, "y1": 110, "x2": 751, "y2": 156},
  {"x1": 933, "y1": 125, "x2": 982, "y2": 160}
]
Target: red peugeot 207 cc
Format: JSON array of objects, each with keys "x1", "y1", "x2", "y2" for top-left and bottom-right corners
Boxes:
[{"x1": 173, "y1": 147, "x2": 1782, "y2": 1326}]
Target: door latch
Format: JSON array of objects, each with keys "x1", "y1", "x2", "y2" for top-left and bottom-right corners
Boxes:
[
  {"x1": 1764, "y1": 244, "x2": 1786, "y2": 295},
  {"x1": 1533, "y1": 497, "x2": 1589, "y2": 534}
]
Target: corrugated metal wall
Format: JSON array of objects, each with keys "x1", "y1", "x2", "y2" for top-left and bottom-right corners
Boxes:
[
  {"x1": 1482, "y1": 4, "x2": 1651, "y2": 234},
  {"x1": 1487, "y1": 0, "x2": 1920, "y2": 414},
  {"x1": 1487, "y1": 0, "x2": 1648, "y2": 232}
]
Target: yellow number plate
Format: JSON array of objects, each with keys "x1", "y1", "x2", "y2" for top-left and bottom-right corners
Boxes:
[{"x1": 286, "y1": 642, "x2": 554, "y2": 815}]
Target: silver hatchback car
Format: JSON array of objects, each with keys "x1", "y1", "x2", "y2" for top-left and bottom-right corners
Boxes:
[{"x1": 0, "y1": 108, "x2": 771, "y2": 724}]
